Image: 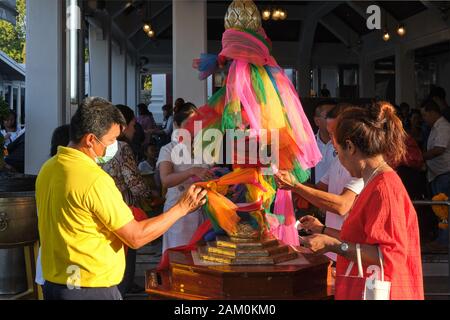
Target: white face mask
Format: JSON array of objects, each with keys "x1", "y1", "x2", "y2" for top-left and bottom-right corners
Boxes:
[{"x1": 92, "y1": 137, "x2": 118, "y2": 164}]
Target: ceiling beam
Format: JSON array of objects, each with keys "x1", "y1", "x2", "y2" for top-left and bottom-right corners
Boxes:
[
  {"x1": 346, "y1": 1, "x2": 366, "y2": 18},
  {"x1": 347, "y1": 1, "x2": 399, "y2": 26},
  {"x1": 320, "y1": 13, "x2": 360, "y2": 50},
  {"x1": 295, "y1": 1, "x2": 342, "y2": 95},
  {"x1": 131, "y1": 5, "x2": 171, "y2": 48},
  {"x1": 297, "y1": 1, "x2": 343, "y2": 57},
  {"x1": 207, "y1": 2, "x2": 309, "y2": 21},
  {"x1": 306, "y1": 1, "x2": 342, "y2": 20},
  {"x1": 137, "y1": 20, "x2": 171, "y2": 52},
  {"x1": 88, "y1": 10, "x2": 138, "y2": 57},
  {"x1": 126, "y1": 2, "x2": 171, "y2": 40},
  {"x1": 104, "y1": 0, "x2": 136, "y2": 20},
  {"x1": 420, "y1": 1, "x2": 450, "y2": 23}
]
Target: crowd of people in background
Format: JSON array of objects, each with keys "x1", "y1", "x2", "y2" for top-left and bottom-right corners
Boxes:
[
  {"x1": 0, "y1": 84, "x2": 448, "y2": 300},
  {"x1": 309, "y1": 85, "x2": 450, "y2": 251}
]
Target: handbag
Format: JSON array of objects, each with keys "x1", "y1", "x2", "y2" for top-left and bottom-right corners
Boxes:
[{"x1": 335, "y1": 244, "x2": 391, "y2": 300}]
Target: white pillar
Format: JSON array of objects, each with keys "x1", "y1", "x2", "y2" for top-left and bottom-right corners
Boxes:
[
  {"x1": 172, "y1": 0, "x2": 207, "y2": 106},
  {"x1": 395, "y1": 46, "x2": 416, "y2": 107},
  {"x1": 359, "y1": 56, "x2": 375, "y2": 98},
  {"x1": 111, "y1": 43, "x2": 125, "y2": 104},
  {"x1": 126, "y1": 55, "x2": 136, "y2": 108},
  {"x1": 25, "y1": 0, "x2": 65, "y2": 174},
  {"x1": 88, "y1": 23, "x2": 111, "y2": 100}
]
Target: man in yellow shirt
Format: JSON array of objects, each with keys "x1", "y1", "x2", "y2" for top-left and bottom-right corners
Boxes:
[{"x1": 36, "y1": 97, "x2": 206, "y2": 300}]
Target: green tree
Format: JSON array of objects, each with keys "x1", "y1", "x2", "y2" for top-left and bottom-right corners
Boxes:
[
  {"x1": 0, "y1": 0, "x2": 26, "y2": 63},
  {"x1": 143, "y1": 75, "x2": 152, "y2": 91}
]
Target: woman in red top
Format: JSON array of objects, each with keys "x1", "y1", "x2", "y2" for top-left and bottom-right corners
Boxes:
[{"x1": 276, "y1": 102, "x2": 424, "y2": 300}]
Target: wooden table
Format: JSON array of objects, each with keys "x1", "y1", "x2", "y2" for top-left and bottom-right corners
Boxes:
[{"x1": 146, "y1": 247, "x2": 333, "y2": 300}]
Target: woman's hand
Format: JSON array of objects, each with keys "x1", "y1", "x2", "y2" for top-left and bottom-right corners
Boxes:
[
  {"x1": 190, "y1": 167, "x2": 214, "y2": 181},
  {"x1": 176, "y1": 185, "x2": 207, "y2": 215},
  {"x1": 299, "y1": 215, "x2": 324, "y2": 234},
  {"x1": 274, "y1": 170, "x2": 299, "y2": 190},
  {"x1": 299, "y1": 234, "x2": 339, "y2": 254}
]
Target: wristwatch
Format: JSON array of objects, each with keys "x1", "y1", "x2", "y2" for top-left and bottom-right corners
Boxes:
[{"x1": 340, "y1": 242, "x2": 349, "y2": 252}]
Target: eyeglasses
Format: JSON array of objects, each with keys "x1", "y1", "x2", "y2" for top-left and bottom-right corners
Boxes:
[{"x1": 93, "y1": 135, "x2": 108, "y2": 149}]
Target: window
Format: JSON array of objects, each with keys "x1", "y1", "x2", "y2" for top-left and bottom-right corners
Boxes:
[{"x1": 5, "y1": 85, "x2": 12, "y2": 108}]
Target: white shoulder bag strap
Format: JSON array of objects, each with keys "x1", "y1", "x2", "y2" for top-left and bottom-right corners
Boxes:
[
  {"x1": 377, "y1": 246, "x2": 385, "y2": 282},
  {"x1": 344, "y1": 243, "x2": 364, "y2": 278}
]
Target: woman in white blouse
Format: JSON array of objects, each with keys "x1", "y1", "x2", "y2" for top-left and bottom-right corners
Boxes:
[{"x1": 157, "y1": 102, "x2": 213, "y2": 253}]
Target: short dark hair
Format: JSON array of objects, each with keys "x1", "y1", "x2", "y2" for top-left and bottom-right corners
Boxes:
[
  {"x1": 70, "y1": 97, "x2": 126, "y2": 144},
  {"x1": 116, "y1": 104, "x2": 135, "y2": 125},
  {"x1": 400, "y1": 102, "x2": 410, "y2": 110},
  {"x1": 162, "y1": 104, "x2": 173, "y2": 111},
  {"x1": 50, "y1": 125, "x2": 70, "y2": 156},
  {"x1": 315, "y1": 100, "x2": 337, "y2": 117},
  {"x1": 1, "y1": 110, "x2": 17, "y2": 130},
  {"x1": 137, "y1": 103, "x2": 150, "y2": 116},
  {"x1": 174, "y1": 102, "x2": 197, "y2": 127},
  {"x1": 326, "y1": 102, "x2": 355, "y2": 119},
  {"x1": 174, "y1": 98, "x2": 185, "y2": 113},
  {"x1": 422, "y1": 99, "x2": 442, "y2": 115},
  {"x1": 175, "y1": 98, "x2": 185, "y2": 106}
]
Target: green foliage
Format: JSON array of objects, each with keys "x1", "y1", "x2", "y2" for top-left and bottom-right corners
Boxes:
[
  {"x1": 143, "y1": 75, "x2": 152, "y2": 91},
  {"x1": 0, "y1": 0, "x2": 26, "y2": 63},
  {"x1": 84, "y1": 46, "x2": 89, "y2": 63}
]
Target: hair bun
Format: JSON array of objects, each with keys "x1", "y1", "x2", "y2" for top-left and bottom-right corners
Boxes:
[{"x1": 369, "y1": 101, "x2": 395, "y2": 124}]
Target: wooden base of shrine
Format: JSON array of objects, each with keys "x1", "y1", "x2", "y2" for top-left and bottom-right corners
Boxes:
[
  {"x1": 145, "y1": 246, "x2": 333, "y2": 300},
  {"x1": 198, "y1": 236, "x2": 298, "y2": 265}
]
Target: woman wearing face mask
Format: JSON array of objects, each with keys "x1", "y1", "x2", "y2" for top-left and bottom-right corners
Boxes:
[
  {"x1": 101, "y1": 104, "x2": 152, "y2": 296},
  {"x1": 157, "y1": 102, "x2": 214, "y2": 253}
]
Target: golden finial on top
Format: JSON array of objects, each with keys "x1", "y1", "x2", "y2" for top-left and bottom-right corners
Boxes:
[{"x1": 224, "y1": 0, "x2": 262, "y2": 32}]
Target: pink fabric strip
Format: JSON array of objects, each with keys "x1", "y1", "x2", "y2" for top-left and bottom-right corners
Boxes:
[{"x1": 272, "y1": 189, "x2": 300, "y2": 246}]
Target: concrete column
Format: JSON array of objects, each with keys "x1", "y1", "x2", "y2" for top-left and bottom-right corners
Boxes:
[
  {"x1": 395, "y1": 46, "x2": 416, "y2": 107},
  {"x1": 172, "y1": 0, "x2": 207, "y2": 106},
  {"x1": 359, "y1": 56, "x2": 376, "y2": 99},
  {"x1": 297, "y1": 63, "x2": 311, "y2": 98},
  {"x1": 126, "y1": 54, "x2": 136, "y2": 108},
  {"x1": 88, "y1": 22, "x2": 111, "y2": 100},
  {"x1": 25, "y1": 0, "x2": 65, "y2": 174},
  {"x1": 111, "y1": 43, "x2": 125, "y2": 104},
  {"x1": 296, "y1": 19, "x2": 317, "y2": 98}
]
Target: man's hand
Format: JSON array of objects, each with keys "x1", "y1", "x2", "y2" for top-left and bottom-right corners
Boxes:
[{"x1": 176, "y1": 185, "x2": 207, "y2": 215}]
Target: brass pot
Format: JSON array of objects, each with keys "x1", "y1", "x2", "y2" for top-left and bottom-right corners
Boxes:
[{"x1": 0, "y1": 192, "x2": 38, "y2": 247}]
